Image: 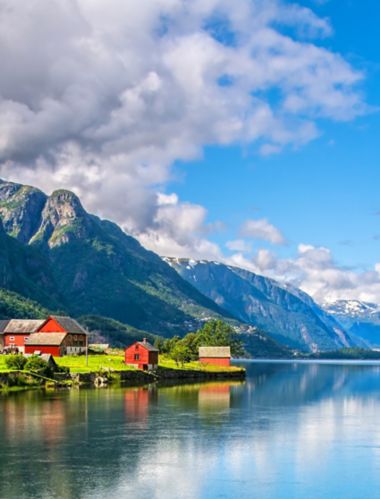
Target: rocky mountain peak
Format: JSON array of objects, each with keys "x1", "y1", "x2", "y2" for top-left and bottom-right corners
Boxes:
[
  {"x1": 31, "y1": 189, "x2": 90, "y2": 247},
  {"x1": 47, "y1": 189, "x2": 86, "y2": 220},
  {"x1": 0, "y1": 179, "x2": 47, "y2": 243}
]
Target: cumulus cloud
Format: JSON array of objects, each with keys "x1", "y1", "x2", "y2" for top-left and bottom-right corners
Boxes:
[
  {"x1": 0, "y1": 0, "x2": 367, "y2": 249},
  {"x1": 136, "y1": 192, "x2": 223, "y2": 260},
  {"x1": 0, "y1": 0, "x2": 374, "y2": 304},
  {"x1": 240, "y1": 218, "x2": 286, "y2": 245},
  {"x1": 226, "y1": 244, "x2": 380, "y2": 304}
]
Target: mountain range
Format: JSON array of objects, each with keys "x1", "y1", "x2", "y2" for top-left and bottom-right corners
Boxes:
[
  {"x1": 0, "y1": 180, "x2": 230, "y2": 334},
  {"x1": 164, "y1": 258, "x2": 353, "y2": 352},
  {"x1": 323, "y1": 300, "x2": 380, "y2": 348},
  {"x1": 0, "y1": 179, "x2": 290, "y2": 356},
  {"x1": 0, "y1": 178, "x2": 372, "y2": 355}
]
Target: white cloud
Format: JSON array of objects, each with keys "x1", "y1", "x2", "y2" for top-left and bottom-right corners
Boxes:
[
  {"x1": 225, "y1": 243, "x2": 380, "y2": 304},
  {"x1": 226, "y1": 239, "x2": 252, "y2": 253},
  {"x1": 0, "y1": 0, "x2": 366, "y2": 247},
  {"x1": 240, "y1": 218, "x2": 286, "y2": 245},
  {"x1": 0, "y1": 0, "x2": 372, "y2": 305},
  {"x1": 136, "y1": 192, "x2": 223, "y2": 260}
]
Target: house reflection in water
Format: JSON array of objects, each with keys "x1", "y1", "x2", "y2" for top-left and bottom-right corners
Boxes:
[
  {"x1": 198, "y1": 382, "x2": 233, "y2": 411},
  {"x1": 124, "y1": 386, "x2": 157, "y2": 425},
  {"x1": 1, "y1": 395, "x2": 68, "y2": 448}
]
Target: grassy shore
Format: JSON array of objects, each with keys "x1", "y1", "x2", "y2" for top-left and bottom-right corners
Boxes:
[
  {"x1": 56, "y1": 354, "x2": 137, "y2": 373},
  {"x1": 1, "y1": 353, "x2": 243, "y2": 374},
  {"x1": 159, "y1": 356, "x2": 243, "y2": 373}
]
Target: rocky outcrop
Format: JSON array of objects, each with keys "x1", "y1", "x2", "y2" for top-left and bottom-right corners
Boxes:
[
  {"x1": 0, "y1": 180, "x2": 47, "y2": 244},
  {"x1": 30, "y1": 189, "x2": 92, "y2": 247}
]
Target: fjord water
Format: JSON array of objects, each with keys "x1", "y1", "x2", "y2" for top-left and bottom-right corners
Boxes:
[{"x1": 1, "y1": 362, "x2": 380, "y2": 499}]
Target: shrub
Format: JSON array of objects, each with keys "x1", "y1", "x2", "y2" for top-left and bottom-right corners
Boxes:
[
  {"x1": 5, "y1": 354, "x2": 27, "y2": 370},
  {"x1": 24, "y1": 355, "x2": 52, "y2": 377}
]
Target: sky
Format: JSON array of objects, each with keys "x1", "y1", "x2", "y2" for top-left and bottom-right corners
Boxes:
[{"x1": 0, "y1": 0, "x2": 379, "y2": 304}]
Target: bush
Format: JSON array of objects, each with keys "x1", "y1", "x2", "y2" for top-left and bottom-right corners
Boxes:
[
  {"x1": 24, "y1": 355, "x2": 52, "y2": 377},
  {"x1": 5, "y1": 354, "x2": 27, "y2": 370}
]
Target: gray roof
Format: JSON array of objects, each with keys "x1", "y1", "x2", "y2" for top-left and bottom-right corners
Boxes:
[
  {"x1": 0, "y1": 320, "x2": 10, "y2": 333},
  {"x1": 199, "y1": 346, "x2": 231, "y2": 358},
  {"x1": 48, "y1": 316, "x2": 88, "y2": 335},
  {"x1": 27, "y1": 332, "x2": 67, "y2": 346},
  {"x1": 137, "y1": 340, "x2": 159, "y2": 352},
  {"x1": 4, "y1": 319, "x2": 45, "y2": 334}
]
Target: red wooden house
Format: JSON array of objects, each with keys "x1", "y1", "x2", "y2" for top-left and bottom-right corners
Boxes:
[
  {"x1": 24, "y1": 316, "x2": 88, "y2": 357},
  {"x1": 199, "y1": 346, "x2": 231, "y2": 366},
  {"x1": 125, "y1": 339, "x2": 159, "y2": 370},
  {"x1": 0, "y1": 319, "x2": 45, "y2": 353}
]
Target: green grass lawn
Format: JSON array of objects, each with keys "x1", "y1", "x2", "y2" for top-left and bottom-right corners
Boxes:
[
  {"x1": 56, "y1": 354, "x2": 137, "y2": 373},
  {"x1": 159, "y1": 355, "x2": 244, "y2": 373},
  {"x1": 0, "y1": 356, "x2": 11, "y2": 372},
  {"x1": 1, "y1": 353, "x2": 244, "y2": 375}
]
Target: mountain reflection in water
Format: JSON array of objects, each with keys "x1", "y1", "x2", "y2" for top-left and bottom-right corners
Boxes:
[{"x1": 1, "y1": 361, "x2": 380, "y2": 499}]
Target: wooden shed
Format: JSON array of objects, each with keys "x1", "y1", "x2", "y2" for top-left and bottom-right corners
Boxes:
[
  {"x1": 125, "y1": 339, "x2": 159, "y2": 370},
  {"x1": 199, "y1": 346, "x2": 231, "y2": 366}
]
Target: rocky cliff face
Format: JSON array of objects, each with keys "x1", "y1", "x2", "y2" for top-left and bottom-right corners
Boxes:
[
  {"x1": 30, "y1": 189, "x2": 92, "y2": 247},
  {"x1": 0, "y1": 181, "x2": 47, "y2": 243},
  {"x1": 165, "y1": 258, "x2": 354, "y2": 352}
]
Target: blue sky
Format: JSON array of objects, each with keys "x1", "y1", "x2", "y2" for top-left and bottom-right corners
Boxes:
[
  {"x1": 1, "y1": 0, "x2": 379, "y2": 302},
  {"x1": 168, "y1": 0, "x2": 380, "y2": 272}
]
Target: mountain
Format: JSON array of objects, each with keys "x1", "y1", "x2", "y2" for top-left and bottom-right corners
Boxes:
[
  {"x1": 0, "y1": 179, "x2": 230, "y2": 337},
  {"x1": 0, "y1": 288, "x2": 50, "y2": 319},
  {"x1": 0, "y1": 179, "x2": 294, "y2": 358},
  {"x1": 323, "y1": 300, "x2": 380, "y2": 348},
  {"x1": 164, "y1": 258, "x2": 353, "y2": 352}
]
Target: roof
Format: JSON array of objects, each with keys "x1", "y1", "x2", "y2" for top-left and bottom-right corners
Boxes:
[
  {"x1": 40, "y1": 353, "x2": 58, "y2": 366},
  {"x1": 137, "y1": 340, "x2": 159, "y2": 352},
  {"x1": 199, "y1": 346, "x2": 231, "y2": 358},
  {"x1": 126, "y1": 340, "x2": 158, "y2": 352},
  {"x1": 0, "y1": 320, "x2": 10, "y2": 333},
  {"x1": 24, "y1": 353, "x2": 58, "y2": 366},
  {"x1": 4, "y1": 319, "x2": 45, "y2": 334},
  {"x1": 46, "y1": 316, "x2": 88, "y2": 335},
  {"x1": 27, "y1": 332, "x2": 67, "y2": 346}
]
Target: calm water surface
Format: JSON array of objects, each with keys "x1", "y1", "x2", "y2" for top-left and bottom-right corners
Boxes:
[{"x1": 1, "y1": 361, "x2": 380, "y2": 499}]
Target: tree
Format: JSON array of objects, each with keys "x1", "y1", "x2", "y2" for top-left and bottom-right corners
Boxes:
[
  {"x1": 196, "y1": 320, "x2": 244, "y2": 357},
  {"x1": 171, "y1": 343, "x2": 190, "y2": 366},
  {"x1": 161, "y1": 335, "x2": 181, "y2": 354},
  {"x1": 180, "y1": 332, "x2": 200, "y2": 361}
]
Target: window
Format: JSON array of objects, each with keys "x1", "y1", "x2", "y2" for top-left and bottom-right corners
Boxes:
[
  {"x1": 134, "y1": 354, "x2": 140, "y2": 361},
  {"x1": 9, "y1": 336, "x2": 15, "y2": 341},
  {"x1": 24, "y1": 337, "x2": 29, "y2": 342}
]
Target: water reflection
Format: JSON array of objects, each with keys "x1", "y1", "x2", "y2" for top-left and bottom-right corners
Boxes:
[{"x1": 1, "y1": 362, "x2": 380, "y2": 498}]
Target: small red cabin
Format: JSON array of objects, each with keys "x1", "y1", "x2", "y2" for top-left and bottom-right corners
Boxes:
[
  {"x1": 125, "y1": 339, "x2": 159, "y2": 370},
  {"x1": 199, "y1": 346, "x2": 231, "y2": 367}
]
